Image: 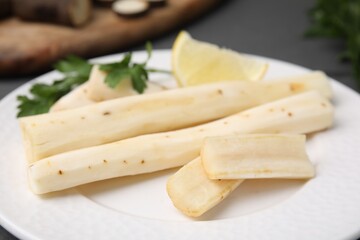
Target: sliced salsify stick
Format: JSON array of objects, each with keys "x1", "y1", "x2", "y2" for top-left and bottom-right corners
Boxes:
[
  {"x1": 50, "y1": 82, "x2": 95, "y2": 112},
  {"x1": 20, "y1": 71, "x2": 331, "y2": 163},
  {"x1": 28, "y1": 91, "x2": 333, "y2": 194},
  {"x1": 52, "y1": 69, "x2": 331, "y2": 112},
  {"x1": 49, "y1": 68, "x2": 167, "y2": 112},
  {"x1": 167, "y1": 157, "x2": 243, "y2": 217},
  {"x1": 201, "y1": 134, "x2": 315, "y2": 180}
]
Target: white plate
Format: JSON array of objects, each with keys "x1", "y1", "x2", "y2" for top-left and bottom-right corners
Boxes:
[{"x1": 1, "y1": 50, "x2": 360, "y2": 240}]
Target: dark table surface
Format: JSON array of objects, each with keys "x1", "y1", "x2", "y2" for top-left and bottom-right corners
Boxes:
[{"x1": 0, "y1": 0, "x2": 358, "y2": 239}]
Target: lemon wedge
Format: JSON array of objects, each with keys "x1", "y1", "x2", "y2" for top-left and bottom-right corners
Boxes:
[{"x1": 172, "y1": 31, "x2": 268, "y2": 86}]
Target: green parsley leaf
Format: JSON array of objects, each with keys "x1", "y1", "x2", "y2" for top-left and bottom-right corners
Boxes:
[
  {"x1": 17, "y1": 95, "x2": 55, "y2": 117},
  {"x1": 17, "y1": 75, "x2": 88, "y2": 117},
  {"x1": 54, "y1": 55, "x2": 92, "y2": 77},
  {"x1": 100, "y1": 42, "x2": 170, "y2": 93},
  {"x1": 147, "y1": 68, "x2": 172, "y2": 74},
  {"x1": 99, "y1": 53, "x2": 132, "y2": 72},
  {"x1": 104, "y1": 68, "x2": 130, "y2": 88},
  {"x1": 130, "y1": 64, "x2": 148, "y2": 93}
]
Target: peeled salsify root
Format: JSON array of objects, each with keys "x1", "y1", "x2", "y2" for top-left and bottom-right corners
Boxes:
[
  {"x1": 28, "y1": 91, "x2": 333, "y2": 194},
  {"x1": 20, "y1": 71, "x2": 331, "y2": 163}
]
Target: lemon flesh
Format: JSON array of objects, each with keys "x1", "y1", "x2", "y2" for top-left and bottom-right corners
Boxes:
[{"x1": 172, "y1": 31, "x2": 268, "y2": 86}]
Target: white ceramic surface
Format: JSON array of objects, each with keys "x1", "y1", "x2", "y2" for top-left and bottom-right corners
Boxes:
[{"x1": 0, "y1": 50, "x2": 360, "y2": 240}]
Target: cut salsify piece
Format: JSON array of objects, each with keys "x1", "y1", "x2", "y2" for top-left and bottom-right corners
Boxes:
[
  {"x1": 167, "y1": 134, "x2": 315, "y2": 217},
  {"x1": 201, "y1": 134, "x2": 315, "y2": 180},
  {"x1": 28, "y1": 91, "x2": 333, "y2": 194},
  {"x1": 166, "y1": 94, "x2": 331, "y2": 217},
  {"x1": 167, "y1": 157, "x2": 243, "y2": 217}
]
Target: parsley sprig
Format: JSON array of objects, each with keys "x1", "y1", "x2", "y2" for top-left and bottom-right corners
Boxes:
[
  {"x1": 17, "y1": 55, "x2": 91, "y2": 117},
  {"x1": 100, "y1": 42, "x2": 170, "y2": 93},
  {"x1": 305, "y1": 0, "x2": 360, "y2": 84},
  {"x1": 16, "y1": 43, "x2": 170, "y2": 117}
]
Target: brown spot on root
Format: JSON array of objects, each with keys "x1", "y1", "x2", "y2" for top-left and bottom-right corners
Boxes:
[
  {"x1": 218, "y1": 179, "x2": 222, "y2": 181},
  {"x1": 88, "y1": 166, "x2": 92, "y2": 169},
  {"x1": 103, "y1": 159, "x2": 108, "y2": 164},
  {"x1": 123, "y1": 160, "x2": 127, "y2": 164},
  {"x1": 81, "y1": 116, "x2": 86, "y2": 120},
  {"x1": 223, "y1": 121, "x2": 228, "y2": 125},
  {"x1": 321, "y1": 103, "x2": 327, "y2": 108},
  {"x1": 288, "y1": 112, "x2": 293, "y2": 117},
  {"x1": 58, "y1": 170, "x2": 63, "y2": 175},
  {"x1": 141, "y1": 160, "x2": 145, "y2": 164},
  {"x1": 217, "y1": 89, "x2": 223, "y2": 95},
  {"x1": 199, "y1": 129, "x2": 204, "y2": 132},
  {"x1": 220, "y1": 195, "x2": 224, "y2": 200},
  {"x1": 289, "y1": 83, "x2": 304, "y2": 92},
  {"x1": 257, "y1": 169, "x2": 273, "y2": 174},
  {"x1": 103, "y1": 111, "x2": 111, "y2": 116},
  {"x1": 83, "y1": 89, "x2": 88, "y2": 93}
]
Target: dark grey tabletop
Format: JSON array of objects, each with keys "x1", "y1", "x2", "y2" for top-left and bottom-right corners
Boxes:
[{"x1": 0, "y1": 0, "x2": 358, "y2": 239}]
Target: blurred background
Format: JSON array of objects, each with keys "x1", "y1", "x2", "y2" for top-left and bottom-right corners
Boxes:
[{"x1": 0, "y1": 0, "x2": 359, "y2": 239}]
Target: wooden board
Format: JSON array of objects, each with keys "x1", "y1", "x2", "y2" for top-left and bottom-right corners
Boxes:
[{"x1": 0, "y1": 0, "x2": 221, "y2": 76}]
